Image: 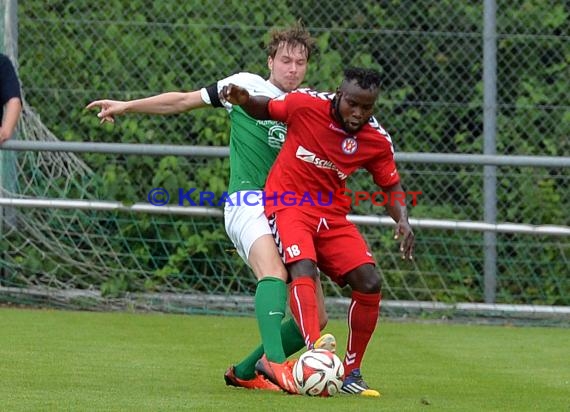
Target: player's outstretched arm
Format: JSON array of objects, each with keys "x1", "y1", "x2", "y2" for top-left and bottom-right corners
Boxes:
[
  {"x1": 0, "y1": 97, "x2": 22, "y2": 143},
  {"x1": 382, "y1": 182, "x2": 415, "y2": 260},
  {"x1": 85, "y1": 91, "x2": 207, "y2": 124},
  {"x1": 219, "y1": 83, "x2": 272, "y2": 120}
]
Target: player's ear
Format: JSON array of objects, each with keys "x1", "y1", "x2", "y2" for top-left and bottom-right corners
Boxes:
[{"x1": 267, "y1": 56, "x2": 273, "y2": 71}]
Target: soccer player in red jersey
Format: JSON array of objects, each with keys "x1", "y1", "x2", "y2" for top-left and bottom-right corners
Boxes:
[{"x1": 221, "y1": 67, "x2": 415, "y2": 396}]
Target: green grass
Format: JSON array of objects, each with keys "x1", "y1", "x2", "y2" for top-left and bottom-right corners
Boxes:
[{"x1": 0, "y1": 308, "x2": 568, "y2": 411}]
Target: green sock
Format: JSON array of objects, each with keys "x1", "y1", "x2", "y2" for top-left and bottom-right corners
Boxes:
[
  {"x1": 280, "y1": 317, "x2": 306, "y2": 357},
  {"x1": 234, "y1": 277, "x2": 286, "y2": 379},
  {"x1": 234, "y1": 346, "x2": 264, "y2": 380},
  {"x1": 234, "y1": 317, "x2": 306, "y2": 380},
  {"x1": 255, "y1": 277, "x2": 287, "y2": 362}
]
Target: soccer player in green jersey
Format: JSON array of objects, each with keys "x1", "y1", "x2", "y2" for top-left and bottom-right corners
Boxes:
[{"x1": 87, "y1": 23, "x2": 333, "y2": 393}]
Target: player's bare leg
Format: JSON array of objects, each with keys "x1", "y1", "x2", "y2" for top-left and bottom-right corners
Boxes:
[{"x1": 248, "y1": 234, "x2": 288, "y2": 282}]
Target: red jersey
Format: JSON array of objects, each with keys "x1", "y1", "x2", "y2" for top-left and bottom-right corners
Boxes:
[{"x1": 264, "y1": 88, "x2": 400, "y2": 216}]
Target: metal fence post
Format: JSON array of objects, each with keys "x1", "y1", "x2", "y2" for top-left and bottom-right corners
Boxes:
[{"x1": 483, "y1": 0, "x2": 498, "y2": 303}]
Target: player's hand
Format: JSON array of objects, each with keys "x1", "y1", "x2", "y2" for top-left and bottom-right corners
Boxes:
[
  {"x1": 85, "y1": 99, "x2": 128, "y2": 124},
  {"x1": 394, "y1": 219, "x2": 414, "y2": 260},
  {"x1": 220, "y1": 84, "x2": 249, "y2": 106}
]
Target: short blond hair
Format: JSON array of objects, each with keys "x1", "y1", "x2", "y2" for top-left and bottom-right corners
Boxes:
[{"x1": 267, "y1": 21, "x2": 316, "y2": 61}]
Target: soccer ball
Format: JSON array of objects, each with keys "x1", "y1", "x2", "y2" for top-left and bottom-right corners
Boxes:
[{"x1": 292, "y1": 349, "x2": 344, "y2": 396}]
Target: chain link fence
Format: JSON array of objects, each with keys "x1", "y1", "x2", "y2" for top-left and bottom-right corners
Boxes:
[
  {"x1": 17, "y1": 1, "x2": 569, "y2": 211},
  {"x1": 1, "y1": 0, "x2": 568, "y2": 319}
]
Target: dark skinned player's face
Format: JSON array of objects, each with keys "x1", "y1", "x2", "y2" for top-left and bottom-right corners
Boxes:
[{"x1": 335, "y1": 80, "x2": 379, "y2": 133}]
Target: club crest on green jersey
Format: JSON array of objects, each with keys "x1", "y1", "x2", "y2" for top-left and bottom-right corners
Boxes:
[{"x1": 268, "y1": 122, "x2": 287, "y2": 149}]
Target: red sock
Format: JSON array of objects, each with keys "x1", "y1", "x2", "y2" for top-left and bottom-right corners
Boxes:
[
  {"x1": 289, "y1": 277, "x2": 320, "y2": 349},
  {"x1": 344, "y1": 291, "x2": 381, "y2": 375}
]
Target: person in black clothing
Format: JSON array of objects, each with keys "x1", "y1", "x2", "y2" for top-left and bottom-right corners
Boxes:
[{"x1": 0, "y1": 53, "x2": 22, "y2": 143}]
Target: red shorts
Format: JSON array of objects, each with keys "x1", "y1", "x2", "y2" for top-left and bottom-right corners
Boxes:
[{"x1": 267, "y1": 207, "x2": 375, "y2": 285}]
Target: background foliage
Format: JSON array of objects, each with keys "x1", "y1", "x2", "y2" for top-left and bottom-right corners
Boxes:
[{"x1": 2, "y1": 0, "x2": 568, "y2": 309}]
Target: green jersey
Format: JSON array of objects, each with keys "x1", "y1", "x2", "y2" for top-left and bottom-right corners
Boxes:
[{"x1": 201, "y1": 72, "x2": 287, "y2": 194}]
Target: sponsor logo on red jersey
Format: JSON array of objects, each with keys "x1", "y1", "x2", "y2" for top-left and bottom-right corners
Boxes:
[{"x1": 295, "y1": 145, "x2": 348, "y2": 180}]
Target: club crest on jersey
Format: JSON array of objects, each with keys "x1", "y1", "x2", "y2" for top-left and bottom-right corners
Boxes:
[
  {"x1": 341, "y1": 137, "x2": 358, "y2": 155},
  {"x1": 267, "y1": 122, "x2": 287, "y2": 149}
]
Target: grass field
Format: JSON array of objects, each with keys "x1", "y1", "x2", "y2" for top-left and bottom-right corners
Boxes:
[{"x1": 0, "y1": 307, "x2": 568, "y2": 411}]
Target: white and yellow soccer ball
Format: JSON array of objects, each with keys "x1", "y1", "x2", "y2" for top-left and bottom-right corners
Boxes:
[{"x1": 292, "y1": 349, "x2": 344, "y2": 396}]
